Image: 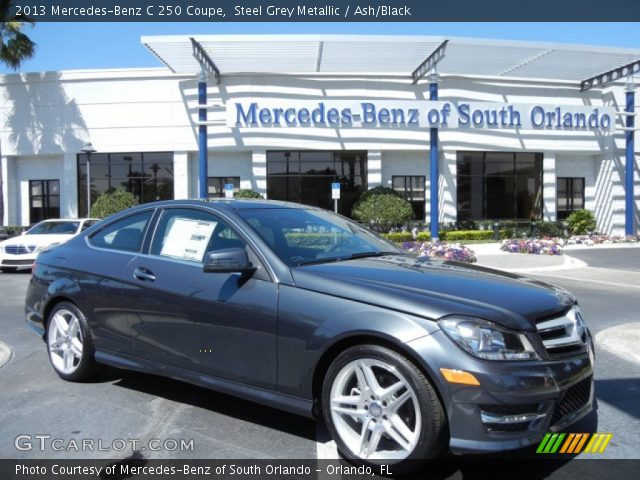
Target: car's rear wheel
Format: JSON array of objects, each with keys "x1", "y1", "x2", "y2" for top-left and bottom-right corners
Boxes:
[
  {"x1": 0, "y1": 267, "x2": 17, "y2": 273},
  {"x1": 46, "y1": 302, "x2": 100, "y2": 381},
  {"x1": 322, "y1": 344, "x2": 445, "y2": 473}
]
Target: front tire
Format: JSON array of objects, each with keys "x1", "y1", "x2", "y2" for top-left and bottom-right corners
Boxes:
[
  {"x1": 46, "y1": 302, "x2": 100, "y2": 381},
  {"x1": 321, "y1": 344, "x2": 445, "y2": 473},
  {"x1": 0, "y1": 267, "x2": 18, "y2": 273}
]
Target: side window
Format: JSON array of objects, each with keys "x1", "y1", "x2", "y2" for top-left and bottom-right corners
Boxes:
[
  {"x1": 150, "y1": 209, "x2": 247, "y2": 263},
  {"x1": 89, "y1": 211, "x2": 153, "y2": 252}
]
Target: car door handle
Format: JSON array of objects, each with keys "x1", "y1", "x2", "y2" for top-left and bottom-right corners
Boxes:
[{"x1": 133, "y1": 267, "x2": 156, "y2": 282}]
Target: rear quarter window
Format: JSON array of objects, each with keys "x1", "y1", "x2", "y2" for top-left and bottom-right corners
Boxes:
[{"x1": 89, "y1": 211, "x2": 153, "y2": 252}]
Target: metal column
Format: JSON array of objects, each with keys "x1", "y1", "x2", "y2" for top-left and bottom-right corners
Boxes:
[
  {"x1": 198, "y1": 70, "x2": 208, "y2": 199},
  {"x1": 626, "y1": 84, "x2": 635, "y2": 236},
  {"x1": 429, "y1": 75, "x2": 439, "y2": 240}
]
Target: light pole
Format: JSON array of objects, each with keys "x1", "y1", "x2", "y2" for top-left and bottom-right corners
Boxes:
[{"x1": 81, "y1": 142, "x2": 97, "y2": 217}]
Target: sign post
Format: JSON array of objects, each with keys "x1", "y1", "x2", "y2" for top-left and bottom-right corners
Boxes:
[
  {"x1": 224, "y1": 183, "x2": 234, "y2": 199},
  {"x1": 331, "y1": 182, "x2": 340, "y2": 213}
]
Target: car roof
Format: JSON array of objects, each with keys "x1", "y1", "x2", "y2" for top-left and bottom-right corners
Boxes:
[
  {"x1": 141, "y1": 199, "x2": 317, "y2": 211},
  {"x1": 39, "y1": 218, "x2": 100, "y2": 222}
]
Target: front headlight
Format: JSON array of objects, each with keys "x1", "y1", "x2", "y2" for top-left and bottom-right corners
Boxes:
[{"x1": 439, "y1": 317, "x2": 538, "y2": 361}]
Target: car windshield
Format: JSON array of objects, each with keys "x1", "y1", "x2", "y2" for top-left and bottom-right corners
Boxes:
[
  {"x1": 237, "y1": 208, "x2": 403, "y2": 266},
  {"x1": 26, "y1": 221, "x2": 80, "y2": 235}
]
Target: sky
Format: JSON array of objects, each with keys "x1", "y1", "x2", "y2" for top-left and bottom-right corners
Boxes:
[{"x1": 6, "y1": 22, "x2": 640, "y2": 74}]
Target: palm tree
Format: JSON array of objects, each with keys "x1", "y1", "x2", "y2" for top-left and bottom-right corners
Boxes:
[
  {"x1": 0, "y1": 1, "x2": 36, "y2": 224},
  {"x1": 0, "y1": 0, "x2": 36, "y2": 69}
]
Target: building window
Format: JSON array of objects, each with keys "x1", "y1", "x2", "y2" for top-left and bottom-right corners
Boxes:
[
  {"x1": 29, "y1": 180, "x2": 60, "y2": 223},
  {"x1": 392, "y1": 176, "x2": 426, "y2": 220},
  {"x1": 267, "y1": 151, "x2": 367, "y2": 217},
  {"x1": 208, "y1": 177, "x2": 240, "y2": 198},
  {"x1": 77, "y1": 152, "x2": 174, "y2": 217},
  {"x1": 557, "y1": 177, "x2": 585, "y2": 220},
  {"x1": 457, "y1": 152, "x2": 543, "y2": 221}
]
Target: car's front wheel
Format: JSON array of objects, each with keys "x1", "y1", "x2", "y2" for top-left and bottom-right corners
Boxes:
[
  {"x1": 322, "y1": 344, "x2": 445, "y2": 473},
  {"x1": 46, "y1": 302, "x2": 100, "y2": 381},
  {"x1": 0, "y1": 267, "x2": 18, "y2": 273}
]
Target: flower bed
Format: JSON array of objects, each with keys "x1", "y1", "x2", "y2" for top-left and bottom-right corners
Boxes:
[
  {"x1": 500, "y1": 238, "x2": 563, "y2": 255},
  {"x1": 566, "y1": 234, "x2": 640, "y2": 245},
  {"x1": 402, "y1": 241, "x2": 477, "y2": 263}
]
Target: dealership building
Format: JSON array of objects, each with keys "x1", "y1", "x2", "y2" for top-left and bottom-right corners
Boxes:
[{"x1": 1, "y1": 35, "x2": 638, "y2": 235}]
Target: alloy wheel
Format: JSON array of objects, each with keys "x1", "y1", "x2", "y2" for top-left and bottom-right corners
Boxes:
[
  {"x1": 329, "y1": 358, "x2": 421, "y2": 461},
  {"x1": 47, "y1": 308, "x2": 84, "y2": 375}
]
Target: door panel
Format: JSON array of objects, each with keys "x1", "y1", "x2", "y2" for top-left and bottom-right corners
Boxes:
[
  {"x1": 120, "y1": 208, "x2": 278, "y2": 389},
  {"x1": 79, "y1": 210, "x2": 155, "y2": 354}
]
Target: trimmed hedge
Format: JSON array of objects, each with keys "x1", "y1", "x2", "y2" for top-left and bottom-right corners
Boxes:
[
  {"x1": 440, "y1": 230, "x2": 495, "y2": 241},
  {"x1": 382, "y1": 232, "x2": 414, "y2": 243},
  {"x1": 284, "y1": 232, "x2": 350, "y2": 248},
  {"x1": 235, "y1": 189, "x2": 264, "y2": 199},
  {"x1": 382, "y1": 230, "x2": 508, "y2": 242}
]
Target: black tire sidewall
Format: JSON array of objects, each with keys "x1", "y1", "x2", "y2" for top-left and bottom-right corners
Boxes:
[
  {"x1": 321, "y1": 344, "x2": 445, "y2": 471},
  {"x1": 46, "y1": 301, "x2": 98, "y2": 382}
]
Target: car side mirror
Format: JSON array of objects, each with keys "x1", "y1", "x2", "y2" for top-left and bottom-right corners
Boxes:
[{"x1": 203, "y1": 248, "x2": 256, "y2": 275}]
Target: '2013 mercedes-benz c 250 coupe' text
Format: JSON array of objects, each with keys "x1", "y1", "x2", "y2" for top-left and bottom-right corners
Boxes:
[{"x1": 25, "y1": 200, "x2": 594, "y2": 472}]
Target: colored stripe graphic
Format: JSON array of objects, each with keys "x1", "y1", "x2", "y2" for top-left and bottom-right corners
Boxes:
[
  {"x1": 536, "y1": 433, "x2": 552, "y2": 453},
  {"x1": 559, "y1": 433, "x2": 575, "y2": 453},
  {"x1": 537, "y1": 433, "x2": 613, "y2": 454},
  {"x1": 584, "y1": 433, "x2": 613, "y2": 453},
  {"x1": 538, "y1": 433, "x2": 566, "y2": 453}
]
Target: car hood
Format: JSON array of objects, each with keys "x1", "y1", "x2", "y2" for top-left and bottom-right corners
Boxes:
[
  {"x1": 291, "y1": 254, "x2": 574, "y2": 331},
  {"x1": 1, "y1": 234, "x2": 74, "y2": 248}
]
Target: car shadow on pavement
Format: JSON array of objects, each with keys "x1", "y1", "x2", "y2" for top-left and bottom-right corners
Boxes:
[
  {"x1": 595, "y1": 378, "x2": 640, "y2": 420},
  {"x1": 96, "y1": 366, "x2": 318, "y2": 442}
]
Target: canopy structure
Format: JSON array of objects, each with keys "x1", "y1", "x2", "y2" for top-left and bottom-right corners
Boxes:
[
  {"x1": 141, "y1": 34, "x2": 640, "y2": 236},
  {"x1": 142, "y1": 34, "x2": 640, "y2": 83}
]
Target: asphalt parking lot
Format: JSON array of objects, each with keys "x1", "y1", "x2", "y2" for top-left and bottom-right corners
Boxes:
[{"x1": 0, "y1": 247, "x2": 638, "y2": 478}]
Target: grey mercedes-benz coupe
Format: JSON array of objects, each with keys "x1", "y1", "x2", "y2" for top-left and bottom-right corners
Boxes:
[{"x1": 25, "y1": 200, "x2": 594, "y2": 472}]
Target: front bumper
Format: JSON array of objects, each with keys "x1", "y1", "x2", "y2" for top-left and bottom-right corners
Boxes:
[
  {"x1": 0, "y1": 252, "x2": 36, "y2": 269},
  {"x1": 407, "y1": 329, "x2": 595, "y2": 454}
]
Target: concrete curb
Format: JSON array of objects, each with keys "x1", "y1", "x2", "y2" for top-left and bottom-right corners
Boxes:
[
  {"x1": 0, "y1": 340, "x2": 11, "y2": 368},
  {"x1": 595, "y1": 323, "x2": 640, "y2": 365},
  {"x1": 501, "y1": 254, "x2": 588, "y2": 273}
]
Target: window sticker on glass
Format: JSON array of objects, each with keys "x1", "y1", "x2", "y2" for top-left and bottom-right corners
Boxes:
[{"x1": 160, "y1": 218, "x2": 217, "y2": 261}]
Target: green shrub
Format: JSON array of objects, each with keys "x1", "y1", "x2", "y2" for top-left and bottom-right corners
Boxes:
[
  {"x1": 382, "y1": 232, "x2": 414, "y2": 243},
  {"x1": 90, "y1": 188, "x2": 138, "y2": 219},
  {"x1": 284, "y1": 232, "x2": 349, "y2": 248},
  {"x1": 566, "y1": 209, "x2": 597, "y2": 235},
  {"x1": 536, "y1": 221, "x2": 564, "y2": 238},
  {"x1": 356, "y1": 185, "x2": 402, "y2": 204},
  {"x1": 440, "y1": 230, "x2": 494, "y2": 241},
  {"x1": 234, "y1": 189, "x2": 264, "y2": 199},
  {"x1": 352, "y1": 193, "x2": 414, "y2": 232},
  {"x1": 416, "y1": 232, "x2": 431, "y2": 242},
  {"x1": 0, "y1": 225, "x2": 27, "y2": 238}
]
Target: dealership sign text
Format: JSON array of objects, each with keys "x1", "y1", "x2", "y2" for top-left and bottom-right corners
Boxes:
[{"x1": 228, "y1": 100, "x2": 614, "y2": 132}]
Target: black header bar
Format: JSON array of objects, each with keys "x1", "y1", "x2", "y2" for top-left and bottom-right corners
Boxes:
[{"x1": 11, "y1": 0, "x2": 640, "y2": 22}]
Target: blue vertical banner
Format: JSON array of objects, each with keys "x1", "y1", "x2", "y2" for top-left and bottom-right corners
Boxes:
[
  {"x1": 625, "y1": 86, "x2": 635, "y2": 236},
  {"x1": 429, "y1": 79, "x2": 439, "y2": 240},
  {"x1": 198, "y1": 72, "x2": 208, "y2": 199}
]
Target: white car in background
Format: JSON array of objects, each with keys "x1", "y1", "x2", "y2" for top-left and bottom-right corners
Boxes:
[{"x1": 0, "y1": 219, "x2": 100, "y2": 272}]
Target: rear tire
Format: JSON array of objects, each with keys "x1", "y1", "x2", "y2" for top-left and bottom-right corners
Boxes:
[
  {"x1": 46, "y1": 301, "x2": 100, "y2": 381},
  {"x1": 321, "y1": 344, "x2": 446, "y2": 474},
  {"x1": 0, "y1": 267, "x2": 17, "y2": 273}
]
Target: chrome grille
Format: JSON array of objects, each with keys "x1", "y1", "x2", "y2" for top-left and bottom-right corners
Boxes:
[
  {"x1": 535, "y1": 307, "x2": 586, "y2": 357},
  {"x1": 4, "y1": 245, "x2": 36, "y2": 255}
]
